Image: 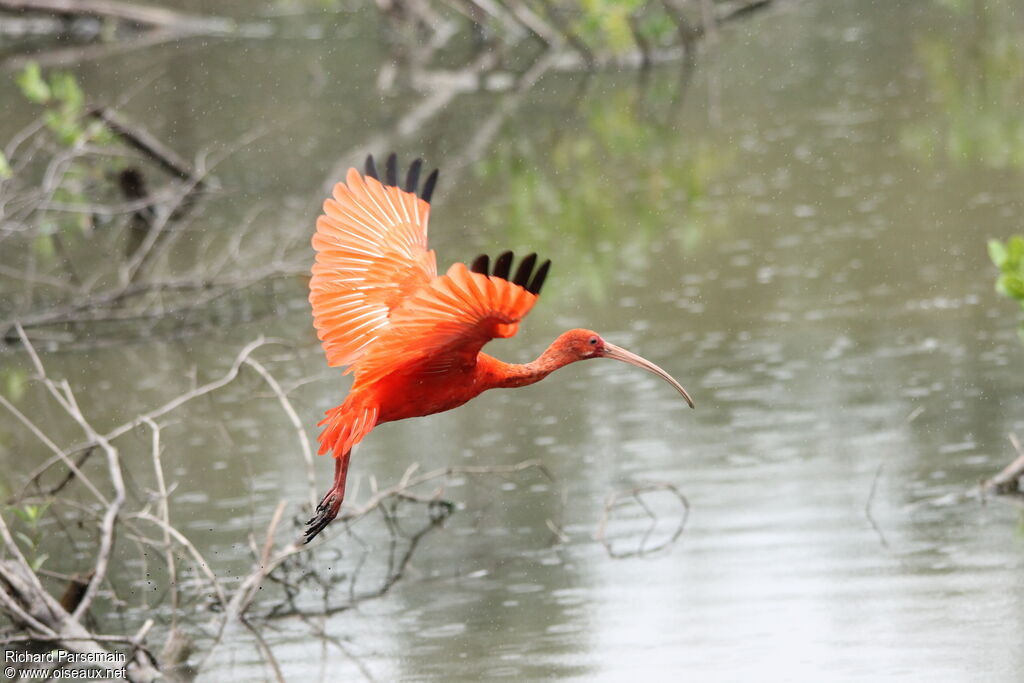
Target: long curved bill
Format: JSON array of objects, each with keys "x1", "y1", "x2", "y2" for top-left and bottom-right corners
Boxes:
[{"x1": 602, "y1": 342, "x2": 695, "y2": 409}]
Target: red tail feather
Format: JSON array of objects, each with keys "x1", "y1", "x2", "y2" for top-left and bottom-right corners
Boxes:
[{"x1": 317, "y1": 398, "x2": 379, "y2": 457}]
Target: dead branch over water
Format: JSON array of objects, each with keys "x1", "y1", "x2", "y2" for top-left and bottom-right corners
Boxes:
[
  {"x1": 1, "y1": 101, "x2": 306, "y2": 348},
  {"x1": 596, "y1": 482, "x2": 690, "y2": 558},
  {"x1": 0, "y1": 330, "x2": 571, "y2": 678},
  {"x1": 0, "y1": 0, "x2": 213, "y2": 29},
  {"x1": 981, "y1": 433, "x2": 1024, "y2": 499}
]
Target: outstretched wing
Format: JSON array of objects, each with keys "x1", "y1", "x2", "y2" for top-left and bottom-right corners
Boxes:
[
  {"x1": 309, "y1": 155, "x2": 440, "y2": 369},
  {"x1": 352, "y1": 253, "x2": 551, "y2": 386}
]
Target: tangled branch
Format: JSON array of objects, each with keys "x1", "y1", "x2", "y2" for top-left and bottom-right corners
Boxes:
[{"x1": 596, "y1": 482, "x2": 690, "y2": 558}]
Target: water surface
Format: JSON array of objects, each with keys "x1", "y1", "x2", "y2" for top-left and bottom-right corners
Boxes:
[{"x1": 1, "y1": 1, "x2": 1023, "y2": 680}]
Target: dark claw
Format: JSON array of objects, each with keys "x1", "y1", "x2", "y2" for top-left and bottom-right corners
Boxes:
[
  {"x1": 304, "y1": 492, "x2": 341, "y2": 543},
  {"x1": 365, "y1": 155, "x2": 379, "y2": 180}
]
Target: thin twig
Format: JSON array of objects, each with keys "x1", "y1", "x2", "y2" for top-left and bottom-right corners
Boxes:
[
  {"x1": 244, "y1": 357, "x2": 318, "y2": 509},
  {"x1": 0, "y1": 0, "x2": 217, "y2": 28},
  {"x1": 142, "y1": 416, "x2": 178, "y2": 626},
  {"x1": 15, "y1": 325, "x2": 125, "y2": 623},
  {"x1": 981, "y1": 432, "x2": 1024, "y2": 496},
  {"x1": 596, "y1": 482, "x2": 690, "y2": 558},
  {"x1": 865, "y1": 406, "x2": 924, "y2": 551}
]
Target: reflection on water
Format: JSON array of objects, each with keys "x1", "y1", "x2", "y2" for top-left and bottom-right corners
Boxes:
[
  {"x1": 902, "y1": 0, "x2": 1024, "y2": 170},
  {"x1": 475, "y1": 83, "x2": 734, "y2": 302},
  {"x1": 1, "y1": 0, "x2": 1023, "y2": 680}
]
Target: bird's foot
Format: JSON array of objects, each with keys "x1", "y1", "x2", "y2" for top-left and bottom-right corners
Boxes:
[{"x1": 304, "y1": 489, "x2": 343, "y2": 544}]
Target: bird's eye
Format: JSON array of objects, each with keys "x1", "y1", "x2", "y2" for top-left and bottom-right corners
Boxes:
[{"x1": 588, "y1": 337, "x2": 598, "y2": 346}]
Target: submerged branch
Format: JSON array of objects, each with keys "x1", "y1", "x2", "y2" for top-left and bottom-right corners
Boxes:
[
  {"x1": 865, "y1": 407, "x2": 925, "y2": 551},
  {"x1": 596, "y1": 482, "x2": 690, "y2": 558},
  {"x1": 88, "y1": 107, "x2": 199, "y2": 182},
  {"x1": 981, "y1": 433, "x2": 1024, "y2": 497}
]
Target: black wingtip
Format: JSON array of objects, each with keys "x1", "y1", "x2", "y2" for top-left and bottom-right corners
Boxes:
[
  {"x1": 405, "y1": 158, "x2": 423, "y2": 194},
  {"x1": 385, "y1": 153, "x2": 398, "y2": 186},
  {"x1": 527, "y1": 259, "x2": 551, "y2": 295},
  {"x1": 473, "y1": 251, "x2": 550, "y2": 296},
  {"x1": 492, "y1": 251, "x2": 514, "y2": 280},
  {"x1": 421, "y1": 169, "x2": 439, "y2": 203},
  {"x1": 512, "y1": 253, "x2": 537, "y2": 288},
  {"x1": 470, "y1": 254, "x2": 490, "y2": 275},
  {"x1": 365, "y1": 153, "x2": 439, "y2": 201}
]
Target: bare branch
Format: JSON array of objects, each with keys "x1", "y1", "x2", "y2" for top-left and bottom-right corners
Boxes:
[
  {"x1": 132, "y1": 512, "x2": 227, "y2": 608},
  {"x1": 596, "y1": 482, "x2": 690, "y2": 558},
  {"x1": 142, "y1": 416, "x2": 178, "y2": 625},
  {"x1": 244, "y1": 357, "x2": 318, "y2": 509},
  {"x1": 981, "y1": 433, "x2": 1024, "y2": 496},
  {"x1": 0, "y1": 0, "x2": 223, "y2": 29},
  {"x1": 87, "y1": 106, "x2": 198, "y2": 181},
  {"x1": 14, "y1": 325, "x2": 126, "y2": 622}
]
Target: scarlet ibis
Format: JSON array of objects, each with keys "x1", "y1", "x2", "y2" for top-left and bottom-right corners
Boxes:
[{"x1": 305, "y1": 154, "x2": 694, "y2": 542}]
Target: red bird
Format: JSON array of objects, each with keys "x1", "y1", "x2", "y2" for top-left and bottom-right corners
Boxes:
[{"x1": 305, "y1": 154, "x2": 694, "y2": 542}]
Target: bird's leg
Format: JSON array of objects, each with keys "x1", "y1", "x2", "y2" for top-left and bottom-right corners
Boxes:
[{"x1": 304, "y1": 450, "x2": 351, "y2": 543}]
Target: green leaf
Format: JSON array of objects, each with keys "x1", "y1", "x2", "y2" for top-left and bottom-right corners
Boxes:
[
  {"x1": 3, "y1": 369, "x2": 26, "y2": 402},
  {"x1": 988, "y1": 239, "x2": 1007, "y2": 267},
  {"x1": 1003, "y1": 274, "x2": 1024, "y2": 299},
  {"x1": 49, "y1": 72, "x2": 83, "y2": 113},
  {"x1": 20, "y1": 503, "x2": 40, "y2": 523},
  {"x1": 0, "y1": 151, "x2": 11, "y2": 180},
  {"x1": 30, "y1": 554, "x2": 48, "y2": 571},
  {"x1": 33, "y1": 234, "x2": 56, "y2": 260},
  {"x1": 44, "y1": 111, "x2": 83, "y2": 147},
  {"x1": 16, "y1": 62, "x2": 50, "y2": 104},
  {"x1": 1007, "y1": 235, "x2": 1024, "y2": 267}
]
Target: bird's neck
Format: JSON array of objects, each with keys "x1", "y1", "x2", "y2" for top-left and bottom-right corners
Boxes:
[{"x1": 479, "y1": 343, "x2": 573, "y2": 390}]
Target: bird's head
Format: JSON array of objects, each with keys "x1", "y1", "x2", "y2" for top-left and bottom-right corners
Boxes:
[{"x1": 553, "y1": 329, "x2": 695, "y2": 408}]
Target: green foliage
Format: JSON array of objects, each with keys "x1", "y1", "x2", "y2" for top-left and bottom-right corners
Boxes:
[
  {"x1": 990, "y1": 236, "x2": 1024, "y2": 300},
  {"x1": 636, "y1": 10, "x2": 676, "y2": 45},
  {"x1": 45, "y1": 72, "x2": 86, "y2": 146},
  {"x1": 2, "y1": 367, "x2": 28, "y2": 402},
  {"x1": 572, "y1": 0, "x2": 676, "y2": 55},
  {"x1": 15, "y1": 62, "x2": 51, "y2": 104},
  {"x1": 989, "y1": 236, "x2": 1024, "y2": 341},
  {"x1": 7, "y1": 503, "x2": 51, "y2": 571},
  {"x1": 577, "y1": 0, "x2": 639, "y2": 52},
  {"x1": 9, "y1": 63, "x2": 123, "y2": 256},
  {"x1": 16, "y1": 62, "x2": 97, "y2": 147}
]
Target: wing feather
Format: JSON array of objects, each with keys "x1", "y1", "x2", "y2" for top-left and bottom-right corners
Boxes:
[
  {"x1": 352, "y1": 263, "x2": 542, "y2": 386},
  {"x1": 310, "y1": 167, "x2": 436, "y2": 369}
]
